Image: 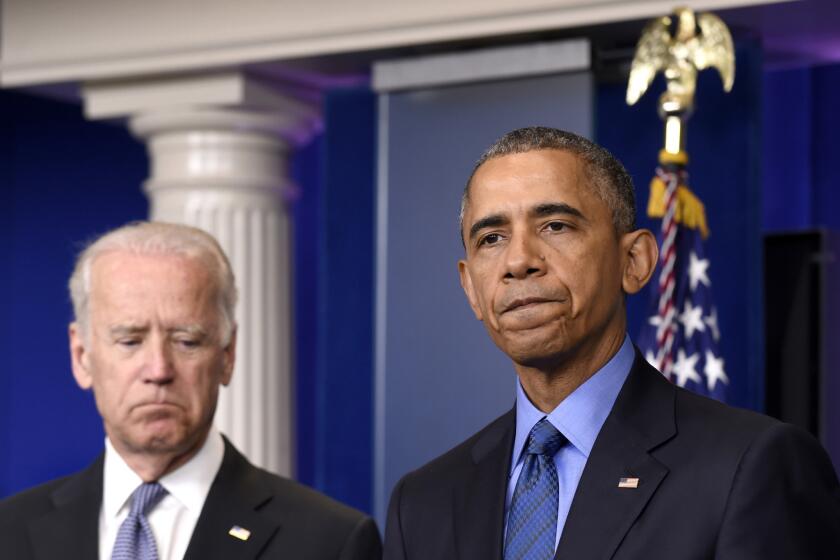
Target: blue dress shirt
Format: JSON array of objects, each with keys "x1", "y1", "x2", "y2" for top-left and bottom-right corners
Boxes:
[{"x1": 504, "y1": 334, "x2": 635, "y2": 551}]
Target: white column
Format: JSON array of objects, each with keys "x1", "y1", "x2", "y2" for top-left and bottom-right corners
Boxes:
[{"x1": 129, "y1": 107, "x2": 306, "y2": 476}]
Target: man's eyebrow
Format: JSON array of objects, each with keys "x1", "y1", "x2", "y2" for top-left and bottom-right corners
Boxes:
[
  {"x1": 531, "y1": 202, "x2": 587, "y2": 221},
  {"x1": 468, "y1": 214, "x2": 509, "y2": 242},
  {"x1": 108, "y1": 325, "x2": 146, "y2": 337},
  {"x1": 168, "y1": 325, "x2": 208, "y2": 337}
]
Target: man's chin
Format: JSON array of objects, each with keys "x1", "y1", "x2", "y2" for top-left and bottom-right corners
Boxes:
[
  {"x1": 125, "y1": 424, "x2": 191, "y2": 455},
  {"x1": 498, "y1": 331, "x2": 575, "y2": 369}
]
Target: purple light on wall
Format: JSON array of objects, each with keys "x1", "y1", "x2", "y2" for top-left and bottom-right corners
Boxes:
[{"x1": 723, "y1": 0, "x2": 840, "y2": 68}]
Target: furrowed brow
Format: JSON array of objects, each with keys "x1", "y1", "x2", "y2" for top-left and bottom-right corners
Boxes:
[
  {"x1": 531, "y1": 202, "x2": 587, "y2": 221},
  {"x1": 469, "y1": 214, "x2": 509, "y2": 242}
]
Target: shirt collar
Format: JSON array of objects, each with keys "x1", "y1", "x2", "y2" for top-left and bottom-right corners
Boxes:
[
  {"x1": 102, "y1": 426, "x2": 225, "y2": 519},
  {"x1": 511, "y1": 334, "x2": 634, "y2": 471}
]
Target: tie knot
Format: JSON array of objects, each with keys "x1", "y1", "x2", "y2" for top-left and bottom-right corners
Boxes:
[
  {"x1": 525, "y1": 418, "x2": 566, "y2": 457},
  {"x1": 129, "y1": 482, "x2": 167, "y2": 517}
]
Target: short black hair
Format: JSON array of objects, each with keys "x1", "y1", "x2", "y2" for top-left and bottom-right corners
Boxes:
[{"x1": 460, "y1": 126, "x2": 636, "y2": 246}]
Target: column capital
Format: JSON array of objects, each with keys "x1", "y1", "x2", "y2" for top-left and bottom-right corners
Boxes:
[
  {"x1": 83, "y1": 69, "x2": 320, "y2": 144},
  {"x1": 129, "y1": 107, "x2": 312, "y2": 145}
]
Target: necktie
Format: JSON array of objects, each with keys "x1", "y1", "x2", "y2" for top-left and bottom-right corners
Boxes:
[
  {"x1": 504, "y1": 418, "x2": 567, "y2": 560},
  {"x1": 111, "y1": 482, "x2": 168, "y2": 560}
]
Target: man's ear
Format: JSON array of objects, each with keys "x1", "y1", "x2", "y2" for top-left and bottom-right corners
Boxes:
[
  {"x1": 69, "y1": 322, "x2": 93, "y2": 390},
  {"x1": 221, "y1": 326, "x2": 237, "y2": 386},
  {"x1": 458, "y1": 260, "x2": 484, "y2": 321},
  {"x1": 620, "y1": 229, "x2": 659, "y2": 295}
]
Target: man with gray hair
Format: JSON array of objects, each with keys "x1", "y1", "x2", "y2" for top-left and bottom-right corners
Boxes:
[
  {"x1": 385, "y1": 127, "x2": 839, "y2": 559},
  {"x1": 0, "y1": 221, "x2": 382, "y2": 559}
]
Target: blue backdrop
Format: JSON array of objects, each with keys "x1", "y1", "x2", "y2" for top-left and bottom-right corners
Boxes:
[
  {"x1": 0, "y1": 91, "x2": 148, "y2": 497},
  {"x1": 764, "y1": 63, "x2": 840, "y2": 231},
  {"x1": 293, "y1": 89, "x2": 376, "y2": 513}
]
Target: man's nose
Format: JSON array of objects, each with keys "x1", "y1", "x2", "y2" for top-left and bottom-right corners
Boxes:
[
  {"x1": 503, "y1": 233, "x2": 546, "y2": 280},
  {"x1": 145, "y1": 341, "x2": 175, "y2": 384}
]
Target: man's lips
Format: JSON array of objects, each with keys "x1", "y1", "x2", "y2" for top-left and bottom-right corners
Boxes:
[
  {"x1": 133, "y1": 402, "x2": 182, "y2": 422},
  {"x1": 501, "y1": 296, "x2": 557, "y2": 314},
  {"x1": 133, "y1": 401, "x2": 180, "y2": 412}
]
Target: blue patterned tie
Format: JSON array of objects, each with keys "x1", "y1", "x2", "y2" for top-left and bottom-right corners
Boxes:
[
  {"x1": 111, "y1": 482, "x2": 168, "y2": 560},
  {"x1": 504, "y1": 418, "x2": 567, "y2": 560}
]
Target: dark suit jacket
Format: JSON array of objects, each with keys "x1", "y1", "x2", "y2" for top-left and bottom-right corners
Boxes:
[
  {"x1": 384, "y1": 353, "x2": 840, "y2": 559},
  {"x1": 0, "y1": 438, "x2": 382, "y2": 559}
]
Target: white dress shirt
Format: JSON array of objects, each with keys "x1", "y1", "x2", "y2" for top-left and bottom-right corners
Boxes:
[{"x1": 98, "y1": 427, "x2": 225, "y2": 560}]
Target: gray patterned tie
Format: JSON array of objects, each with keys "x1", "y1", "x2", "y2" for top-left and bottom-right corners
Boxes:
[{"x1": 111, "y1": 482, "x2": 168, "y2": 560}]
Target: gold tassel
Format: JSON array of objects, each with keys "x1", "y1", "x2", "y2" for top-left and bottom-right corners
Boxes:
[{"x1": 647, "y1": 175, "x2": 710, "y2": 239}]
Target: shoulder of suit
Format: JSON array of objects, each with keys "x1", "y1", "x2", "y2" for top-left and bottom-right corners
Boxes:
[
  {"x1": 672, "y1": 382, "x2": 778, "y2": 432},
  {"x1": 0, "y1": 473, "x2": 74, "y2": 527},
  {"x1": 247, "y1": 463, "x2": 372, "y2": 527},
  {"x1": 672, "y1": 383, "x2": 840, "y2": 499},
  {"x1": 629, "y1": 355, "x2": 780, "y2": 440},
  {"x1": 667, "y1": 381, "x2": 826, "y2": 459},
  {"x1": 394, "y1": 408, "x2": 513, "y2": 491}
]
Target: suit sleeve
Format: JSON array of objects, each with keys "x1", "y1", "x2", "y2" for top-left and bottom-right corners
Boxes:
[
  {"x1": 715, "y1": 422, "x2": 840, "y2": 559},
  {"x1": 383, "y1": 476, "x2": 408, "y2": 560},
  {"x1": 338, "y1": 515, "x2": 382, "y2": 560}
]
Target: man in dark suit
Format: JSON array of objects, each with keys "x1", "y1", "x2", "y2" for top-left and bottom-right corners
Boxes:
[
  {"x1": 384, "y1": 127, "x2": 840, "y2": 559},
  {"x1": 0, "y1": 221, "x2": 381, "y2": 559}
]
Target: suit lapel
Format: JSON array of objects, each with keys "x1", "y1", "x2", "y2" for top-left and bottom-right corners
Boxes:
[
  {"x1": 556, "y1": 353, "x2": 676, "y2": 560},
  {"x1": 453, "y1": 409, "x2": 515, "y2": 560},
  {"x1": 184, "y1": 439, "x2": 280, "y2": 560},
  {"x1": 29, "y1": 456, "x2": 103, "y2": 560}
]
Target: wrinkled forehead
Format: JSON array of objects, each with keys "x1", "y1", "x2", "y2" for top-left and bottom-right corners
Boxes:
[
  {"x1": 465, "y1": 150, "x2": 596, "y2": 217},
  {"x1": 88, "y1": 250, "x2": 216, "y2": 299}
]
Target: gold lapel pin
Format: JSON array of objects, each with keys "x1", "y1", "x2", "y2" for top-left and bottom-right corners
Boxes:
[
  {"x1": 228, "y1": 526, "x2": 252, "y2": 541},
  {"x1": 618, "y1": 477, "x2": 640, "y2": 489}
]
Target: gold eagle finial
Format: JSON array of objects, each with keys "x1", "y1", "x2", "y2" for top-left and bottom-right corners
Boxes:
[{"x1": 626, "y1": 7, "x2": 735, "y2": 116}]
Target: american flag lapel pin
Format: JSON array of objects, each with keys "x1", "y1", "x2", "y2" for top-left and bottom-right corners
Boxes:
[
  {"x1": 618, "y1": 477, "x2": 640, "y2": 489},
  {"x1": 228, "y1": 525, "x2": 252, "y2": 541}
]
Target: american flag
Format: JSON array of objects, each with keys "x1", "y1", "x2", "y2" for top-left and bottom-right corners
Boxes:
[{"x1": 637, "y1": 163, "x2": 729, "y2": 401}]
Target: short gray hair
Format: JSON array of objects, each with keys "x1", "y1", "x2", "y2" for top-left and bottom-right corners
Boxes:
[
  {"x1": 68, "y1": 221, "x2": 238, "y2": 344},
  {"x1": 459, "y1": 127, "x2": 636, "y2": 246}
]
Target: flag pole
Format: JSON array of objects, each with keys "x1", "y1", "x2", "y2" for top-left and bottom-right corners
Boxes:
[
  {"x1": 653, "y1": 95, "x2": 691, "y2": 377},
  {"x1": 627, "y1": 7, "x2": 734, "y2": 394}
]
